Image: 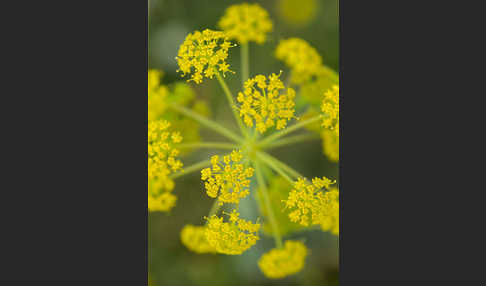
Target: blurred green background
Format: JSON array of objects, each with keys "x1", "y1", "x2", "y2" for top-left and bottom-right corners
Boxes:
[{"x1": 148, "y1": 0, "x2": 339, "y2": 285}]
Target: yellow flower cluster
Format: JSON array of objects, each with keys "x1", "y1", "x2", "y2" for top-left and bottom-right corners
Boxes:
[
  {"x1": 148, "y1": 192, "x2": 177, "y2": 212},
  {"x1": 205, "y1": 210, "x2": 260, "y2": 255},
  {"x1": 319, "y1": 188, "x2": 339, "y2": 235},
  {"x1": 321, "y1": 85, "x2": 339, "y2": 135},
  {"x1": 237, "y1": 73, "x2": 296, "y2": 133},
  {"x1": 275, "y1": 38, "x2": 324, "y2": 84},
  {"x1": 258, "y1": 240, "x2": 308, "y2": 279},
  {"x1": 322, "y1": 130, "x2": 339, "y2": 162},
  {"x1": 148, "y1": 120, "x2": 183, "y2": 180},
  {"x1": 284, "y1": 177, "x2": 337, "y2": 231},
  {"x1": 176, "y1": 29, "x2": 234, "y2": 84},
  {"x1": 180, "y1": 224, "x2": 216, "y2": 254},
  {"x1": 201, "y1": 150, "x2": 254, "y2": 205},
  {"x1": 148, "y1": 69, "x2": 169, "y2": 121},
  {"x1": 218, "y1": 3, "x2": 273, "y2": 44},
  {"x1": 148, "y1": 120, "x2": 183, "y2": 212}
]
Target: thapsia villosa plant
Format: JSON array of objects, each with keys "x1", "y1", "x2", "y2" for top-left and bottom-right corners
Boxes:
[{"x1": 148, "y1": 2, "x2": 339, "y2": 279}]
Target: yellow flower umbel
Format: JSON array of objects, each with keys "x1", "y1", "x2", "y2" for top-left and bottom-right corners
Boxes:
[
  {"x1": 258, "y1": 240, "x2": 308, "y2": 279},
  {"x1": 176, "y1": 29, "x2": 234, "y2": 84},
  {"x1": 218, "y1": 3, "x2": 273, "y2": 44},
  {"x1": 148, "y1": 120, "x2": 183, "y2": 212},
  {"x1": 237, "y1": 73, "x2": 296, "y2": 133},
  {"x1": 180, "y1": 224, "x2": 216, "y2": 254},
  {"x1": 275, "y1": 38, "x2": 323, "y2": 84},
  {"x1": 205, "y1": 210, "x2": 260, "y2": 255},
  {"x1": 148, "y1": 69, "x2": 169, "y2": 121},
  {"x1": 201, "y1": 150, "x2": 254, "y2": 205},
  {"x1": 319, "y1": 187, "x2": 339, "y2": 235},
  {"x1": 321, "y1": 85, "x2": 339, "y2": 136},
  {"x1": 284, "y1": 177, "x2": 336, "y2": 228}
]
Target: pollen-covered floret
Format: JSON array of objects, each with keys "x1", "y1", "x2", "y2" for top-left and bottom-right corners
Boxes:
[
  {"x1": 176, "y1": 29, "x2": 235, "y2": 84},
  {"x1": 180, "y1": 224, "x2": 216, "y2": 254},
  {"x1": 321, "y1": 85, "x2": 339, "y2": 136},
  {"x1": 284, "y1": 177, "x2": 336, "y2": 229},
  {"x1": 258, "y1": 240, "x2": 308, "y2": 279},
  {"x1": 201, "y1": 150, "x2": 254, "y2": 205},
  {"x1": 205, "y1": 210, "x2": 260, "y2": 255},
  {"x1": 148, "y1": 120, "x2": 183, "y2": 180},
  {"x1": 218, "y1": 3, "x2": 273, "y2": 44},
  {"x1": 275, "y1": 38, "x2": 323, "y2": 84},
  {"x1": 237, "y1": 73, "x2": 296, "y2": 133}
]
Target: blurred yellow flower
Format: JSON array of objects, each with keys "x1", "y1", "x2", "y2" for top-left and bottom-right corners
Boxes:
[
  {"x1": 321, "y1": 85, "x2": 339, "y2": 135},
  {"x1": 237, "y1": 73, "x2": 296, "y2": 133},
  {"x1": 176, "y1": 29, "x2": 234, "y2": 84},
  {"x1": 148, "y1": 120, "x2": 183, "y2": 180},
  {"x1": 322, "y1": 129, "x2": 339, "y2": 162},
  {"x1": 201, "y1": 150, "x2": 254, "y2": 205},
  {"x1": 148, "y1": 192, "x2": 177, "y2": 212},
  {"x1": 275, "y1": 38, "x2": 323, "y2": 84},
  {"x1": 218, "y1": 3, "x2": 273, "y2": 44},
  {"x1": 258, "y1": 240, "x2": 308, "y2": 279},
  {"x1": 148, "y1": 69, "x2": 169, "y2": 121},
  {"x1": 180, "y1": 224, "x2": 216, "y2": 254},
  {"x1": 278, "y1": 0, "x2": 317, "y2": 27},
  {"x1": 205, "y1": 211, "x2": 260, "y2": 255}
]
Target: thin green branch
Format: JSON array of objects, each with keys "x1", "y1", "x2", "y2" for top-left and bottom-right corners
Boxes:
[
  {"x1": 177, "y1": 142, "x2": 239, "y2": 150},
  {"x1": 259, "y1": 151, "x2": 305, "y2": 180},
  {"x1": 215, "y1": 72, "x2": 248, "y2": 138},
  {"x1": 259, "y1": 115, "x2": 322, "y2": 147},
  {"x1": 262, "y1": 133, "x2": 320, "y2": 150},
  {"x1": 254, "y1": 160, "x2": 283, "y2": 249},
  {"x1": 241, "y1": 43, "x2": 249, "y2": 87},
  {"x1": 256, "y1": 151, "x2": 294, "y2": 185},
  {"x1": 170, "y1": 159, "x2": 211, "y2": 179},
  {"x1": 168, "y1": 103, "x2": 243, "y2": 143}
]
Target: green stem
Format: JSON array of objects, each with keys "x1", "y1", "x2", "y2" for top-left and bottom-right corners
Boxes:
[
  {"x1": 168, "y1": 103, "x2": 243, "y2": 143},
  {"x1": 259, "y1": 151, "x2": 305, "y2": 180},
  {"x1": 177, "y1": 142, "x2": 239, "y2": 150},
  {"x1": 241, "y1": 43, "x2": 249, "y2": 87},
  {"x1": 170, "y1": 159, "x2": 211, "y2": 179},
  {"x1": 262, "y1": 133, "x2": 320, "y2": 150},
  {"x1": 259, "y1": 115, "x2": 322, "y2": 147},
  {"x1": 256, "y1": 151, "x2": 294, "y2": 185},
  {"x1": 254, "y1": 160, "x2": 283, "y2": 249},
  {"x1": 207, "y1": 200, "x2": 220, "y2": 217},
  {"x1": 215, "y1": 72, "x2": 248, "y2": 138}
]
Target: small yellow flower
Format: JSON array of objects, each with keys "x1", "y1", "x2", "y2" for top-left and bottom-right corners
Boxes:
[
  {"x1": 275, "y1": 38, "x2": 323, "y2": 84},
  {"x1": 148, "y1": 192, "x2": 177, "y2": 212},
  {"x1": 218, "y1": 3, "x2": 273, "y2": 44},
  {"x1": 205, "y1": 211, "x2": 260, "y2": 255},
  {"x1": 176, "y1": 29, "x2": 235, "y2": 84},
  {"x1": 201, "y1": 150, "x2": 254, "y2": 205},
  {"x1": 180, "y1": 224, "x2": 216, "y2": 254},
  {"x1": 237, "y1": 73, "x2": 296, "y2": 134},
  {"x1": 258, "y1": 240, "x2": 308, "y2": 279},
  {"x1": 148, "y1": 120, "x2": 183, "y2": 180},
  {"x1": 284, "y1": 177, "x2": 336, "y2": 228},
  {"x1": 322, "y1": 130, "x2": 339, "y2": 162},
  {"x1": 321, "y1": 85, "x2": 339, "y2": 136}
]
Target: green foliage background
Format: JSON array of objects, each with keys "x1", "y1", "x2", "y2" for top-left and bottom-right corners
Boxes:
[{"x1": 149, "y1": 0, "x2": 339, "y2": 285}]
